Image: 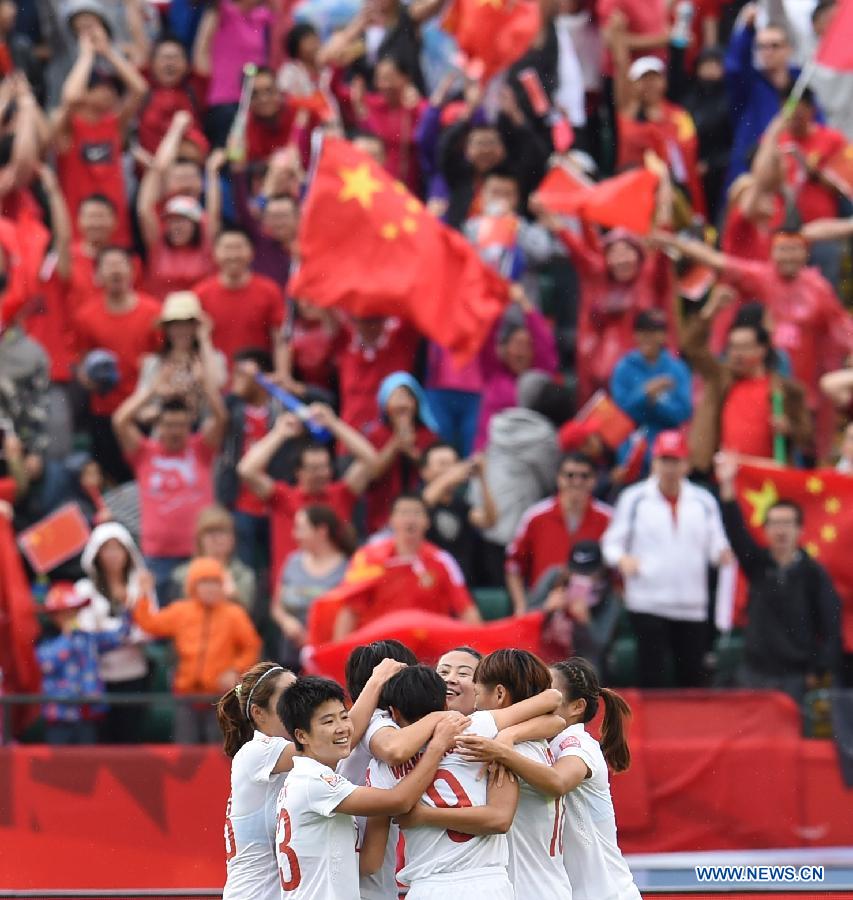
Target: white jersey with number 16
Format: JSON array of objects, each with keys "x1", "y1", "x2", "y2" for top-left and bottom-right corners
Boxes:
[{"x1": 224, "y1": 731, "x2": 292, "y2": 900}]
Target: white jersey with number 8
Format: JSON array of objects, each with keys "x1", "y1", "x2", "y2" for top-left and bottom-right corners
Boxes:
[
  {"x1": 368, "y1": 710, "x2": 510, "y2": 889},
  {"x1": 549, "y1": 724, "x2": 641, "y2": 900},
  {"x1": 275, "y1": 755, "x2": 360, "y2": 899},
  {"x1": 224, "y1": 731, "x2": 292, "y2": 900}
]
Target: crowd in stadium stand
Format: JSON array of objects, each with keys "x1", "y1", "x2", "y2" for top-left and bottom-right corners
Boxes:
[{"x1": 1, "y1": 0, "x2": 853, "y2": 746}]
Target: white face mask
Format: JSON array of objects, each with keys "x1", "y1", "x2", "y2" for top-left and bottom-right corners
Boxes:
[{"x1": 483, "y1": 200, "x2": 510, "y2": 218}]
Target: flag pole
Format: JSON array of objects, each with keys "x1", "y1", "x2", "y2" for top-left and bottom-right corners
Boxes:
[{"x1": 783, "y1": 56, "x2": 817, "y2": 114}]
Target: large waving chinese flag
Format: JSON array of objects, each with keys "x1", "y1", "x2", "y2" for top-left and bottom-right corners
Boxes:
[
  {"x1": 816, "y1": 0, "x2": 853, "y2": 70},
  {"x1": 736, "y1": 461, "x2": 853, "y2": 650},
  {"x1": 289, "y1": 138, "x2": 510, "y2": 363},
  {"x1": 443, "y1": 0, "x2": 540, "y2": 82}
]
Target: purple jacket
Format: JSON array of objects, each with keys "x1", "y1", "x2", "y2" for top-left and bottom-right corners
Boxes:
[{"x1": 474, "y1": 308, "x2": 558, "y2": 450}]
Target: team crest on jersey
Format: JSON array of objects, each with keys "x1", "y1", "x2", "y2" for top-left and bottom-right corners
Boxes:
[
  {"x1": 321, "y1": 772, "x2": 343, "y2": 786},
  {"x1": 560, "y1": 735, "x2": 581, "y2": 750}
]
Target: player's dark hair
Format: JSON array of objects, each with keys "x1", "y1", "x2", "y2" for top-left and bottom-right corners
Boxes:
[
  {"x1": 560, "y1": 452, "x2": 594, "y2": 472},
  {"x1": 277, "y1": 676, "x2": 345, "y2": 751},
  {"x1": 765, "y1": 499, "x2": 803, "y2": 526},
  {"x1": 441, "y1": 646, "x2": 482, "y2": 661},
  {"x1": 345, "y1": 640, "x2": 417, "y2": 701},
  {"x1": 380, "y1": 665, "x2": 446, "y2": 723},
  {"x1": 552, "y1": 658, "x2": 632, "y2": 773},
  {"x1": 474, "y1": 648, "x2": 552, "y2": 702},
  {"x1": 217, "y1": 661, "x2": 293, "y2": 757}
]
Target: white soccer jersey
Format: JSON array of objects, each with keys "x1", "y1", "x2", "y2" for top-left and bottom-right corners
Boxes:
[
  {"x1": 507, "y1": 741, "x2": 573, "y2": 899},
  {"x1": 368, "y1": 710, "x2": 509, "y2": 888},
  {"x1": 224, "y1": 731, "x2": 292, "y2": 900},
  {"x1": 275, "y1": 755, "x2": 360, "y2": 899},
  {"x1": 549, "y1": 724, "x2": 641, "y2": 900},
  {"x1": 351, "y1": 712, "x2": 402, "y2": 900}
]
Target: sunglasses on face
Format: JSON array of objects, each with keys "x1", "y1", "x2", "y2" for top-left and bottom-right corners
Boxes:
[
  {"x1": 559, "y1": 470, "x2": 593, "y2": 481},
  {"x1": 757, "y1": 41, "x2": 785, "y2": 50}
]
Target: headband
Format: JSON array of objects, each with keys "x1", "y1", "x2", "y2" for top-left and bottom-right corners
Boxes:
[{"x1": 245, "y1": 666, "x2": 285, "y2": 721}]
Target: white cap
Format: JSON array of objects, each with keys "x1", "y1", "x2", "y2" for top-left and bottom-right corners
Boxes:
[
  {"x1": 628, "y1": 56, "x2": 666, "y2": 81},
  {"x1": 164, "y1": 195, "x2": 203, "y2": 223}
]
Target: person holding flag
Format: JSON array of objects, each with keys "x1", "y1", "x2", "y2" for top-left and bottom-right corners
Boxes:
[{"x1": 715, "y1": 450, "x2": 842, "y2": 703}]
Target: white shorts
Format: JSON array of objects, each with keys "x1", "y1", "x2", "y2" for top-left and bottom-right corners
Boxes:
[{"x1": 406, "y1": 867, "x2": 515, "y2": 900}]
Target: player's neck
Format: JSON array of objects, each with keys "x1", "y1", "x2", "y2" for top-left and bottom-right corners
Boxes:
[{"x1": 299, "y1": 747, "x2": 340, "y2": 769}]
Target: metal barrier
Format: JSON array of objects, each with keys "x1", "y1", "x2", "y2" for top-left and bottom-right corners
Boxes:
[{"x1": 0, "y1": 693, "x2": 220, "y2": 745}]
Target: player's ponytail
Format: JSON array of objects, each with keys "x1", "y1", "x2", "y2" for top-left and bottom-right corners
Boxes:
[
  {"x1": 552, "y1": 657, "x2": 632, "y2": 773},
  {"x1": 599, "y1": 688, "x2": 631, "y2": 773},
  {"x1": 217, "y1": 661, "x2": 291, "y2": 758}
]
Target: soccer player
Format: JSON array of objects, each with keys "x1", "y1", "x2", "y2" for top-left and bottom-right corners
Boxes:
[
  {"x1": 364, "y1": 665, "x2": 563, "y2": 899},
  {"x1": 428, "y1": 650, "x2": 572, "y2": 899},
  {"x1": 436, "y1": 646, "x2": 481, "y2": 715},
  {"x1": 340, "y1": 641, "x2": 470, "y2": 900},
  {"x1": 274, "y1": 676, "x2": 463, "y2": 899},
  {"x1": 217, "y1": 658, "x2": 405, "y2": 900},
  {"x1": 459, "y1": 656, "x2": 640, "y2": 900},
  {"x1": 218, "y1": 663, "x2": 296, "y2": 900}
]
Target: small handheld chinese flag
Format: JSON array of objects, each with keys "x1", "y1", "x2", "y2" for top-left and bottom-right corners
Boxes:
[{"x1": 289, "y1": 138, "x2": 510, "y2": 363}]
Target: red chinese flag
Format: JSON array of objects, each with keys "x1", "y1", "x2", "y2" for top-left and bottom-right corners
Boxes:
[
  {"x1": 574, "y1": 389, "x2": 635, "y2": 449},
  {"x1": 735, "y1": 461, "x2": 853, "y2": 650},
  {"x1": 289, "y1": 137, "x2": 510, "y2": 363},
  {"x1": 536, "y1": 167, "x2": 660, "y2": 235},
  {"x1": 443, "y1": 0, "x2": 540, "y2": 82},
  {"x1": 17, "y1": 503, "x2": 91, "y2": 574},
  {"x1": 816, "y1": 0, "x2": 853, "y2": 70},
  {"x1": 0, "y1": 517, "x2": 42, "y2": 735}
]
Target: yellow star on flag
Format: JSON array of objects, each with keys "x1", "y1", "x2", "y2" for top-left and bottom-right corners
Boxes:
[
  {"x1": 380, "y1": 223, "x2": 399, "y2": 240},
  {"x1": 806, "y1": 476, "x2": 824, "y2": 495},
  {"x1": 825, "y1": 497, "x2": 841, "y2": 515},
  {"x1": 338, "y1": 163, "x2": 384, "y2": 209},
  {"x1": 806, "y1": 542, "x2": 820, "y2": 558},
  {"x1": 744, "y1": 480, "x2": 779, "y2": 527},
  {"x1": 821, "y1": 524, "x2": 838, "y2": 543}
]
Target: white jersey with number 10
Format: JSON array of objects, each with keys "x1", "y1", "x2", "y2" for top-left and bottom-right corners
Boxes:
[{"x1": 368, "y1": 710, "x2": 509, "y2": 887}]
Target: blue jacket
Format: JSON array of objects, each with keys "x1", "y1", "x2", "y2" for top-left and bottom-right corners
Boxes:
[
  {"x1": 724, "y1": 25, "x2": 811, "y2": 185},
  {"x1": 610, "y1": 349, "x2": 693, "y2": 458}
]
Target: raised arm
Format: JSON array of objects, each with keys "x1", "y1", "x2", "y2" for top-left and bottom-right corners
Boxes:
[
  {"x1": 489, "y1": 689, "x2": 562, "y2": 732},
  {"x1": 650, "y1": 230, "x2": 727, "y2": 272},
  {"x1": 370, "y1": 711, "x2": 469, "y2": 767},
  {"x1": 335, "y1": 719, "x2": 463, "y2": 817},
  {"x1": 112, "y1": 384, "x2": 156, "y2": 457},
  {"x1": 803, "y1": 216, "x2": 853, "y2": 244},
  {"x1": 820, "y1": 367, "x2": 853, "y2": 408},
  {"x1": 51, "y1": 34, "x2": 95, "y2": 140},
  {"x1": 38, "y1": 164, "x2": 72, "y2": 280},
  {"x1": 88, "y1": 25, "x2": 148, "y2": 132},
  {"x1": 204, "y1": 149, "x2": 227, "y2": 240},
  {"x1": 237, "y1": 413, "x2": 303, "y2": 501},
  {"x1": 198, "y1": 322, "x2": 228, "y2": 450},
  {"x1": 347, "y1": 659, "x2": 406, "y2": 745},
  {"x1": 714, "y1": 451, "x2": 765, "y2": 578},
  {"x1": 192, "y1": 7, "x2": 218, "y2": 77}
]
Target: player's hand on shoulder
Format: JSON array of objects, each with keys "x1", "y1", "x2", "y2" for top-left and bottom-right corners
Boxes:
[{"x1": 430, "y1": 713, "x2": 471, "y2": 751}]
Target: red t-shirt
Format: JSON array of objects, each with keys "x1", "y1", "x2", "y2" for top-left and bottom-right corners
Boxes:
[
  {"x1": 268, "y1": 480, "x2": 357, "y2": 583},
  {"x1": 363, "y1": 421, "x2": 437, "y2": 534},
  {"x1": 505, "y1": 496, "x2": 613, "y2": 586},
  {"x1": 72, "y1": 293, "x2": 162, "y2": 416},
  {"x1": 128, "y1": 433, "x2": 216, "y2": 558},
  {"x1": 68, "y1": 243, "x2": 144, "y2": 308},
  {"x1": 145, "y1": 223, "x2": 216, "y2": 299},
  {"x1": 289, "y1": 318, "x2": 341, "y2": 391},
  {"x1": 778, "y1": 125, "x2": 847, "y2": 223},
  {"x1": 57, "y1": 113, "x2": 130, "y2": 247},
  {"x1": 137, "y1": 84, "x2": 204, "y2": 155},
  {"x1": 21, "y1": 269, "x2": 75, "y2": 382},
  {"x1": 722, "y1": 259, "x2": 853, "y2": 404},
  {"x1": 235, "y1": 405, "x2": 270, "y2": 517},
  {"x1": 194, "y1": 273, "x2": 284, "y2": 363},
  {"x1": 246, "y1": 108, "x2": 297, "y2": 162},
  {"x1": 721, "y1": 375, "x2": 773, "y2": 458},
  {"x1": 338, "y1": 320, "x2": 420, "y2": 433},
  {"x1": 344, "y1": 537, "x2": 474, "y2": 626}
]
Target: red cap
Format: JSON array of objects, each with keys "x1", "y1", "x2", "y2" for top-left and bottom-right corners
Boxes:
[
  {"x1": 651, "y1": 429, "x2": 688, "y2": 459},
  {"x1": 43, "y1": 582, "x2": 91, "y2": 613}
]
